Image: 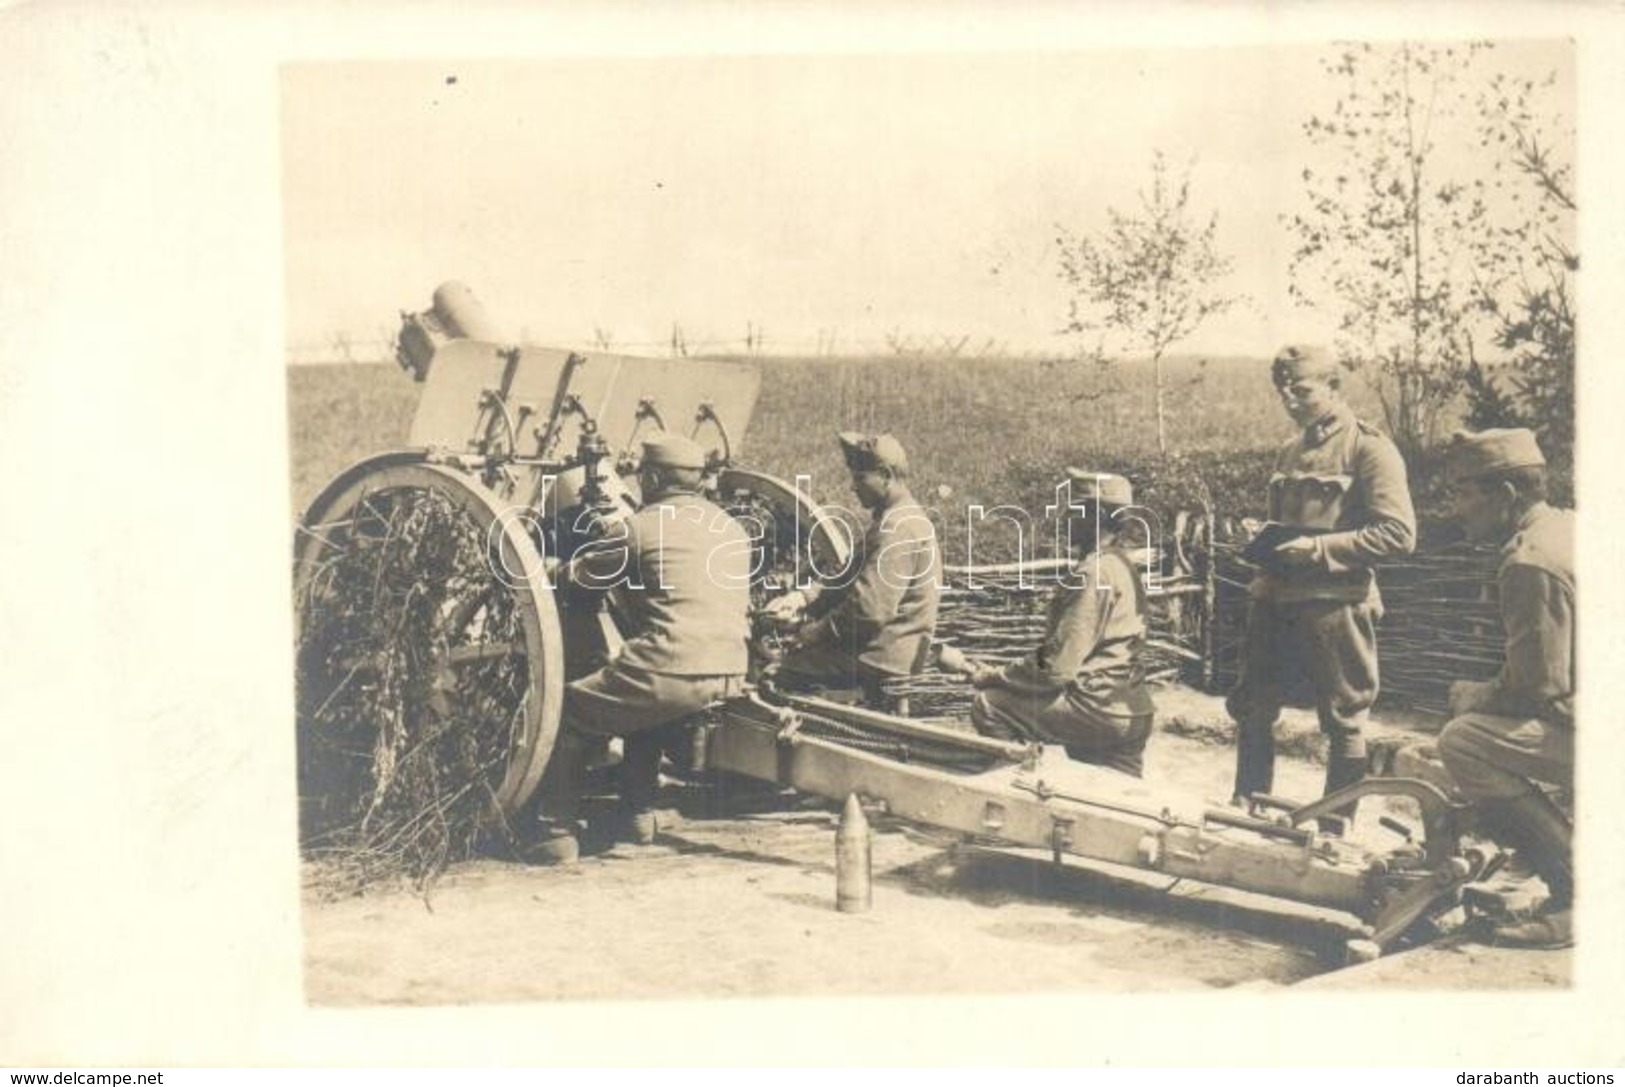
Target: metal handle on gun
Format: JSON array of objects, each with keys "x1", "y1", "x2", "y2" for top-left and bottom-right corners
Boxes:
[{"x1": 690, "y1": 400, "x2": 733, "y2": 469}]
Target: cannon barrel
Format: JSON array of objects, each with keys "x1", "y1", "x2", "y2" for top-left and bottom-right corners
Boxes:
[
  {"x1": 431, "y1": 280, "x2": 503, "y2": 341},
  {"x1": 397, "y1": 279, "x2": 506, "y2": 380}
]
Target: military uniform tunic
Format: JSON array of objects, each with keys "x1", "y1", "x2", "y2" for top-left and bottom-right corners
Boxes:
[
  {"x1": 971, "y1": 547, "x2": 1157, "y2": 775},
  {"x1": 564, "y1": 489, "x2": 752, "y2": 736},
  {"x1": 530, "y1": 486, "x2": 754, "y2": 832},
  {"x1": 1439, "y1": 502, "x2": 1575, "y2": 801},
  {"x1": 778, "y1": 488, "x2": 942, "y2": 700},
  {"x1": 1227, "y1": 402, "x2": 1416, "y2": 759}
]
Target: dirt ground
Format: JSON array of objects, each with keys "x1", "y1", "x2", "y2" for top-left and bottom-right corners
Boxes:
[{"x1": 301, "y1": 694, "x2": 1570, "y2": 1005}]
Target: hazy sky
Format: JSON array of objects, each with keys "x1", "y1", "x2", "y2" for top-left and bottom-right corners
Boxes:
[{"x1": 282, "y1": 40, "x2": 1573, "y2": 359}]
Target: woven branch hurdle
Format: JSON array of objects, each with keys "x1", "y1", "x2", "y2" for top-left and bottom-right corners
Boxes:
[
  {"x1": 1209, "y1": 540, "x2": 1506, "y2": 718},
  {"x1": 888, "y1": 520, "x2": 1506, "y2": 723},
  {"x1": 888, "y1": 547, "x2": 1211, "y2": 720}
]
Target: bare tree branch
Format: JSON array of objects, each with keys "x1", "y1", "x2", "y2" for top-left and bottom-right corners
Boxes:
[{"x1": 1055, "y1": 151, "x2": 1239, "y2": 458}]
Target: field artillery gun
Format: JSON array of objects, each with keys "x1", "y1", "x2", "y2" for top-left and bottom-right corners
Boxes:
[
  {"x1": 294, "y1": 282, "x2": 849, "y2": 864},
  {"x1": 294, "y1": 282, "x2": 1502, "y2": 968}
]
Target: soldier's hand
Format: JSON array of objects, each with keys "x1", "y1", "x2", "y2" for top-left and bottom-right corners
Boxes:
[
  {"x1": 763, "y1": 590, "x2": 808, "y2": 623},
  {"x1": 938, "y1": 646, "x2": 994, "y2": 687},
  {"x1": 1272, "y1": 536, "x2": 1319, "y2": 568},
  {"x1": 935, "y1": 643, "x2": 972, "y2": 675},
  {"x1": 968, "y1": 665, "x2": 1000, "y2": 689}
]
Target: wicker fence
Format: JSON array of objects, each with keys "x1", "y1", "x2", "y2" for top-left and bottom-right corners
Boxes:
[
  {"x1": 1209, "y1": 539, "x2": 1506, "y2": 718},
  {"x1": 891, "y1": 539, "x2": 1214, "y2": 720},
  {"x1": 891, "y1": 518, "x2": 1506, "y2": 723}
]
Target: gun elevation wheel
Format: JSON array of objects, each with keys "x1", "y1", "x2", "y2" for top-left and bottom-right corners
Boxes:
[{"x1": 716, "y1": 468, "x2": 851, "y2": 599}]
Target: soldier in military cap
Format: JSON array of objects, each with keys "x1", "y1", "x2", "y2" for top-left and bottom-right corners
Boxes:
[
  {"x1": 765, "y1": 431, "x2": 942, "y2": 708},
  {"x1": 1227, "y1": 345, "x2": 1416, "y2": 827},
  {"x1": 520, "y1": 432, "x2": 753, "y2": 862},
  {"x1": 947, "y1": 471, "x2": 1157, "y2": 777},
  {"x1": 1437, "y1": 428, "x2": 1574, "y2": 948}
]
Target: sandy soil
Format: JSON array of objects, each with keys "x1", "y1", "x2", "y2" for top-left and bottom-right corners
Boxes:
[
  {"x1": 304, "y1": 767, "x2": 1324, "y2": 1004},
  {"x1": 302, "y1": 691, "x2": 1569, "y2": 1007}
]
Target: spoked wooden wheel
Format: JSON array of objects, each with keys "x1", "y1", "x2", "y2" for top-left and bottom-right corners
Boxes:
[{"x1": 293, "y1": 454, "x2": 564, "y2": 879}]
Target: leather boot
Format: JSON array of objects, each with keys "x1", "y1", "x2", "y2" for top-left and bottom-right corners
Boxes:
[
  {"x1": 1098, "y1": 713, "x2": 1153, "y2": 779},
  {"x1": 517, "y1": 731, "x2": 586, "y2": 864},
  {"x1": 1318, "y1": 754, "x2": 1367, "y2": 835},
  {"x1": 1477, "y1": 788, "x2": 1573, "y2": 949},
  {"x1": 1494, "y1": 909, "x2": 1572, "y2": 949},
  {"x1": 1096, "y1": 744, "x2": 1146, "y2": 779},
  {"x1": 617, "y1": 730, "x2": 665, "y2": 844},
  {"x1": 1231, "y1": 720, "x2": 1276, "y2": 805}
]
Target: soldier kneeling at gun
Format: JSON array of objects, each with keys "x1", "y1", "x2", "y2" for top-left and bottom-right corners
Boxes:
[
  {"x1": 941, "y1": 470, "x2": 1157, "y2": 777},
  {"x1": 516, "y1": 433, "x2": 753, "y2": 864},
  {"x1": 763, "y1": 431, "x2": 942, "y2": 710},
  {"x1": 1436, "y1": 428, "x2": 1575, "y2": 949}
]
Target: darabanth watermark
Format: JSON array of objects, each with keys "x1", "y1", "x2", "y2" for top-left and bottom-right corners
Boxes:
[{"x1": 483, "y1": 471, "x2": 1172, "y2": 594}]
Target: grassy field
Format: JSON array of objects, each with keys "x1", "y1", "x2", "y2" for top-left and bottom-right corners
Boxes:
[
  {"x1": 287, "y1": 361, "x2": 423, "y2": 516},
  {"x1": 287, "y1": 353, "x2": 1390, "y2": 562}
]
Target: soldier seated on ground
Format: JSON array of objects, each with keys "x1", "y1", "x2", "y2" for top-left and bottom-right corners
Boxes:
[
  {"x1": 1435, "y1": 428, "x2": 1575, "y2": 950},
  {"x1": 516, "y1": 433, "x2": 753, "y2": 863},
  {"x1": 943, "y1": 470, "x2": 1157, "y2": 778},
  {"x1": 764, "y1": 431, "x2": 942, "y2": 711}
]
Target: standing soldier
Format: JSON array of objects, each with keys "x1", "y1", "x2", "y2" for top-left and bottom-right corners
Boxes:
[
  {"x1": 520, "y1": 433, "x2": 753, "y2": 862},
  {"x1": 948, "y1": 470, "x2": 1157, "y2": 777},
  {"x1": 1437, "y1": 429, "x2": 1574, "y2": 949},
  {"x1": 1228, "y1": 345, "x2": 1416, "y2": 827},
  {"x1": 766, "y1": 432, "x2": 942, "y2": 709}
]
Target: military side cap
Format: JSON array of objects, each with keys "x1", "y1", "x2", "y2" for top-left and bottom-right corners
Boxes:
[
  {"x1": 1271, "y1": 344, "x2": 1337, "y2": 384},
  {"x1": 1444, "y1": 428, "x2": 1546, "y2": 481},
  {"x1": 641, "y1": 433, "x2": 709, "y2": 470},
  {"x1": 1063, "y1": 468, "x2": 1134, "y2": 508},
  {"x1": 838, "y1": 431, "x2": 909, "y2": 474}
]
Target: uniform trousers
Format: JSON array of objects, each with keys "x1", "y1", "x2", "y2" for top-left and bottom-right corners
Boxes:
[
  {"x1": 971, "y1": 685, "x2": 1153, "y2": 777},
  {"x1": 1226, "y1": 597, "x2": 1382, "y2": 760},
  {"x1": 775, "y1": 640, "x2": 901, "y2": 709},
  {"x1": 1438, "y1": 712, "x2": 1573, "y2": 803},
  {"x1": 564, "y1": 662, "x2": 742, "y2": 738},
  {"x1": 1439, "y1": 711, "x2": 1575, "y2": 919},
  {"x1": 537, "y1": 662, "x2": 742, "y2": 825}
]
